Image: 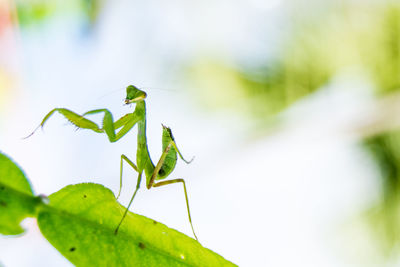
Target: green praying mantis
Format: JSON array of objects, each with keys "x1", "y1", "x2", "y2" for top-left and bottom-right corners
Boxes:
[{"x1": 26, "y1": 85, "x2": 198, "y2": 241}]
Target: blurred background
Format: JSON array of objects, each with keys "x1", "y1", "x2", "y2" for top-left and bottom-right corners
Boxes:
[{"x1": 1, "y1": 0, "x2": 400, "y2": 266}]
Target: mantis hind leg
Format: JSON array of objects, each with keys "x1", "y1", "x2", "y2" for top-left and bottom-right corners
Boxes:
[
  {"x1": 114, "y1": 171, "x2": 143, "y2": 235},
  {"x1": 153, "y1": 179, "x2": 199, "y2": 241},
  {"x1": 147, "y1": 140, "x2": 198, "y2": 241}
]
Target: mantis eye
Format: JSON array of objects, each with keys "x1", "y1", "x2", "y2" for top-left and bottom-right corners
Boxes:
[{"x1": 158, "y1": 168, "x2": 165, "y2": 176}]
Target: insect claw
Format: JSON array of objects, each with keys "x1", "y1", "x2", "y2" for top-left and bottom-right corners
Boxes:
[
  {"x1": 188, "y1": 156, "x2": 195, "y2": 164},
  {"x1": 22, "y1": 132, "x2": 34, "y2": 139},
  {"x1": 22, "y1": 125, "x2": 42, "y2": 139}
]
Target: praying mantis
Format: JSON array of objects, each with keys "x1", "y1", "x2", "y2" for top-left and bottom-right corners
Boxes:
[{"x1": 26, "y1": 85, "x2": 198, "y2": 240}]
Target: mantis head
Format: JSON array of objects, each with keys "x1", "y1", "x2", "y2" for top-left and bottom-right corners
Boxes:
[{"x1": 125, "y1": 85, "x2": 147, "y2": 104}]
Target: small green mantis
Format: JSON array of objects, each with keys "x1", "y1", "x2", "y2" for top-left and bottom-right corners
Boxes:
[{"x1": 26, "y1": 85, "x2": 198, "y2": 240}]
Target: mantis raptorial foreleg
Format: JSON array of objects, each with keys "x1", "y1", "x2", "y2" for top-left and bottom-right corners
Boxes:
[
  {"x1": 25, "y1": 108, "x2": 141, "y2": 142},
  {"x1": 82, "y1": 109, "x2": 141, "y2": 142},
  {"x1": 24, "y1": 108, "x2": 102, "y2": 138},
  {"x1": 171, "y1": 142, "x2": 194, "y2": 164}
]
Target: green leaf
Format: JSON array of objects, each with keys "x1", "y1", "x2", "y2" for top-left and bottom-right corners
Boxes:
[
  {"x1": 38, "y1": 183, "x2": 236, "y2": 266},
  {"x1": 0, "y1": 152, "x2": 40, "y2": 235},
  {"x1": 0, "y1": 152, "x2": 33, "y2": 195}
]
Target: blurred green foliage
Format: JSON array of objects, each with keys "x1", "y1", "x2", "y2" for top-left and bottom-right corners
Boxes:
[
  {"x1": 15, "y1": 0, "x2": 103, "y2": 27},
  {"x1": 188, "y1": 1, "x2": 400, "y2": 257},
  {"x1": 16, "y1": 1, "x2": 55, "y2": 26},
  {"x1": 188, "y1": 2, "x2": 400, "y2": 119},
  {"x1": 364, "y1": 133, "x2": 400, "y2": 254}
]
